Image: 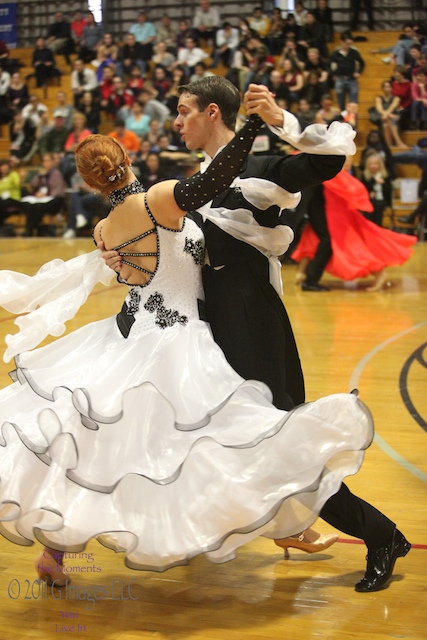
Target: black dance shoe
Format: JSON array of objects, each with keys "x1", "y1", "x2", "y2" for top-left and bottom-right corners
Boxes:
[
  {"x1": 301, "y1": 282, "x2": 330, "y2": 292},
  {"x1": 355, "y1": 529, "x2": 411, "y2": 592}
]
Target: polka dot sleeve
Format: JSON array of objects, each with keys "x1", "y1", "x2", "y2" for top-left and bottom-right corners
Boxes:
[{"x1": 173, "y1": 115, "x2": 264, "y2": 211}]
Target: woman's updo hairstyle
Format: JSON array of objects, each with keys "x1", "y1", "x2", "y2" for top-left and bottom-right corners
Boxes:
[{"x1": 75, "y1": 134, "x2": 130, "y2": 193}]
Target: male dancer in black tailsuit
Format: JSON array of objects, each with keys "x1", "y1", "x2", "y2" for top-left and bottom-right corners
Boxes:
[{"x1": 102, "y1": 77, "x2": 410, "y2": 592}]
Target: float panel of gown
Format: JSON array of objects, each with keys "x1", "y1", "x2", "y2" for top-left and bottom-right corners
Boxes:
[{"x1": 0, "y1": 217, "x2": 374, "y2": 571}]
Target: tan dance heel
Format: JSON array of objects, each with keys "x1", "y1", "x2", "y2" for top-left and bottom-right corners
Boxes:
[{"x1": 274, "y1": 529, "x2": 339, "y2": 559}]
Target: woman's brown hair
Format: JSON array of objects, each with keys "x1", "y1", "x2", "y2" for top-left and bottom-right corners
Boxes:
[{"x1": 75, "y1": 134, "x2": 129, "y2": 193}]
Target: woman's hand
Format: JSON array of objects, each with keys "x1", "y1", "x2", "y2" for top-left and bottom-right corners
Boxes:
[{"x1": 97, "y1": 241, "x2": 122, "y2": 272}]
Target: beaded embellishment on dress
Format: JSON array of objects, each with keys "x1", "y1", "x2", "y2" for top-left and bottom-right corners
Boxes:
[
  {"x1": 184, "y1": 237, "x2": 205, "y2": 266},
  {"x1": 108, "y1": 179, "x2": 146, "y2": 210},
  {"x1": 144, "y1": 292, "x2": 188, "y2": 329}
]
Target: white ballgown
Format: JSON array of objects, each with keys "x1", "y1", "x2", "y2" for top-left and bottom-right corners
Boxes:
[{"x1": 0, "y1": 214, "x2": 373, "y2": 571}]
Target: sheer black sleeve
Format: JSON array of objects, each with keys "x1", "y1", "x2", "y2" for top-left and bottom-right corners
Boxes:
[{"x1": 173, "y1": 115, "x2": 263, "y2": 211}]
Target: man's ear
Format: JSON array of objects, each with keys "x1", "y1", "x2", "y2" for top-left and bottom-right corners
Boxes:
[{"x1": 207, "y1": 102, "x2": 220, "y2": 119}]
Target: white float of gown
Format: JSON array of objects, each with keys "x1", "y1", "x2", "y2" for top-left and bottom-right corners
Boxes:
[{"x1": 0, "y1": 216, "x2": 373, "y2": 571}]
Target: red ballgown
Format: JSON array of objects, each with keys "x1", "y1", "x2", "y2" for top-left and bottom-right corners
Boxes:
[{"x1": 291, "y1": 170, "x2": 417, "y2": 280}]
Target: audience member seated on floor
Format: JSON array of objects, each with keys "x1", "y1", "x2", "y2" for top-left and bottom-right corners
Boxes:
[
  {"x1": 31, "y1": 37, "x2": 61, "y2": 88},
  {"x1": 0, "y1": 158, "x2": 21, "y2": 230},
  {"x1": 71, "y1": 58, "x2": 98, "y2": 109},
  {"x1": 79, "y1": 11, "x2": 103, "y2": 64},
  {"x1": 63, "y1": 172, "x2": 110, "y2": 239},
  {"x1": 372, "y1": 80, "x2": 408, "y2": 148},
  {"x1": 117, "y1": 33, "x2": 146, "y2": 78},
  {"x1": 108, "y1": 118, "x2": 141, "y2": 162},
  {"x1": 78, "y1": 91, "x2": 100, "y2": 133},
  {"x1": 46, "y1": 11, "x2": 73, "y2": 63},
  {"x1": 20, "y1": 153, "x2": 66, "y2": 237},
  {"x1": 410, "y1": 69, "x2": 427, "y2": 130}
]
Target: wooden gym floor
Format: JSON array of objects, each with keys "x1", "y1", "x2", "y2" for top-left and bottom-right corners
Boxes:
[{"x1": 0, "y1": 237, "x2": 426, "y2": 640}]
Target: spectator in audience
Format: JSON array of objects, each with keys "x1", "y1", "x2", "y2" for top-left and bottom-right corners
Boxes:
[
  {"x1": 237, "y1": 18, "x2": 255, "y2": 44},
  {"x1": 0, "y1": 63, "x2": 11, "y2": 124},
  {"x1": 176, "y1": 20, "x2": 198, "y2": 51},
  {"x1": 6, "y1": 71, "x2": 29, "y2": 118},
  {"x1": 79, "y1": 11, "x2": 103, "y2": 64},
  {"x1": 46, "y1": 11, "x2": 72, "y2": 64},
  {"x1": 243, "y1": 43, "x2": 275, "y2": 91},
  {"x1": 78, "y1": 91, "x2": 100, "y2": 133},
  {"x1": 408, "y1": 44, "x2": 423, "y2": 75},
  {"x1": 280, "y1": 57, "x2": 304, "y2": 107},
  {"x1": 266, "y1": 7, "x2": 285, "y2": 55},
  {"x1": 52, "y1": 90, "x2": 74, "y2": 130},
  {"x1": 129, "y1": 11, "x2": 157, "y2": 65},
  {"x1": 106, "y1": 75, "x2": 134, "y2": 119},
  {"x1": 360, "y1": 129, "x2": 395, "y2": 179},
  {"x1": 20, "y1": 153, "x2": 66, "y2": 236},
  {"x1": 175, "y1": 36, "x2": 209, "y2": 74},
  {"x1": 108, "y1": 118, "x2": 141, "y2": 160},
  {"x1": 71, "y1": 58, "x2": 98, "y2": 109},
  {"x1": 21, "y1": 94, "x2": 48, "y2": 128},
  {"x1": 190, "y1": 60, "x2": 215, "y2": 83},
  {"x1": 126, "y1": 65, "x2": 145, "y2": 98},
  {"x1": 360, "y1": 153, "x2": 392, "y2": 227},
  {"x1": 116, "y1": 33, "x2": 145, "y2": 78},
  {"x1": 350, "y1": 0, "x2": 375, "y2": 31},
  {"x1": 282, "y1": 13, "x2": 300, "y2": 41},
  {"x1": 139, "y1": 151, "x2": 170, "y2": 188},
  {"x1": 294, "y1": 1, "x2": 308, "y2": 27},
  {"x1": 303, "y1": 47, "x2": 329, "y2": 86},
  {"x1": 410, "y1": 69, "x2": 427, "y2": 129},
  {"x1": 125, "y1": 99, "x2": 151, "y2": 137},
  {"x1": 277, "y1": 37, "x2": 305, "y2": 73},
  {"x1": 295, "y1": 97, "x2": 317, "y2": 123},
  {"x1": 99, "y1": 64, "x2": 115, "y2": 110},
  {"x1": 93, "y1": 32, "x2": 118, "y2": 79},
  {"x1": 411, "y1": 53, "x2": 427, "y2": 78},
  {"x1": 152, "y1": 65, "x2": 172, "y2": 101},
  {"x1": 145, "y1": 118, "x2": 164, "y2": 147},
  {"x1": 60, "y1": 112, "x2": 91, "y2": 185},
  {"x1": 164, "y1": 66, "x2": 188, "y2": 113},
  {"x1": 315, "y1": 93, "x2": 342, "y2": 125},
  {"x1": 71, "y1": 10, "x2": 88, "y2": 56},
  {"x1": 328, "y1": 31, "x2": 365, "y2": 111},
  {"x1": 10, "y1": 111, "x2": 36, "y2": 163},
  {"x1": 156, "y1": 14, "x2": 179, "y2": 53},
  {"x1": 371, "y1": 23, "x2": 419, "y2": 66},
  {"x1": 193, "y1": 0, "x2": 221, "y2": 44},
  {"x1": 298, "y1": 11, "x2": 328, "y2": 60},
  {"x1": 248, "y1": 6, "x2": 270, "y2": 43},
  {"x1": 152, "y1": 41, "x2": 176, "y2": 73},
  {"x1": 213, "y1": 22, "x2": 239, "y2": 68},
  {"x1": 31, "y1": 36, "x2": 60, "y2": 88},
  {"x1": 0, "y1": 39, "x2": 21, "y2": 75},
  {"x1": 373, "y1": 79, "x2": 407, "y2": 148},
  {"x1": 39, "y1": 108, "x2": 69, "y2": 155},
  {"x1": 300, "y1": 70, "x2": 324, "y2": 108},
  {"x1": 266, "y1": 69, "x2": 292, "y2": 106},
  {"x1": 0, "y1": 158, "x2": 21, "y2": 229},
  {"x1": 63, "y1": 172, "x2": 110, "y2": 239},
  {"x1": 136, "y1": 87, "x2": 170, "y2": 128},
  {"x1": 313, "y1": 0, "x2": 334, "y2": 42},
  {"x1": 391, "y1": 64, "x2": 413, "y2": 131}
]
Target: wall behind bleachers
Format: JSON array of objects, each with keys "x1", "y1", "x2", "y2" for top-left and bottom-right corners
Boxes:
[{"x1": 15, "y1": 0, "x2": 418, "y2": 47}]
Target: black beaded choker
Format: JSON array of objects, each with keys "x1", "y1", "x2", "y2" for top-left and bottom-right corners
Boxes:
[{"x1": 108, "y1": 179, "x2": 146, "y2": 210}]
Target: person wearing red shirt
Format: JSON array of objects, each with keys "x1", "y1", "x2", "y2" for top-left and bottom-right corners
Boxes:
[{"x1": 391, "y1": 65, "x2": 413, "y2": 130}]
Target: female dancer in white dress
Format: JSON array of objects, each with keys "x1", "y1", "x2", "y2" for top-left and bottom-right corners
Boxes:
[{"x1": 0, "y1": 124, "x2": 373, "y2": 585}]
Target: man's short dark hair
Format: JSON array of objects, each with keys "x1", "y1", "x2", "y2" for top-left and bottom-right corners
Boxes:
[{"x1": 177, "y1": 76, "x2": 241, "y2": 131}]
